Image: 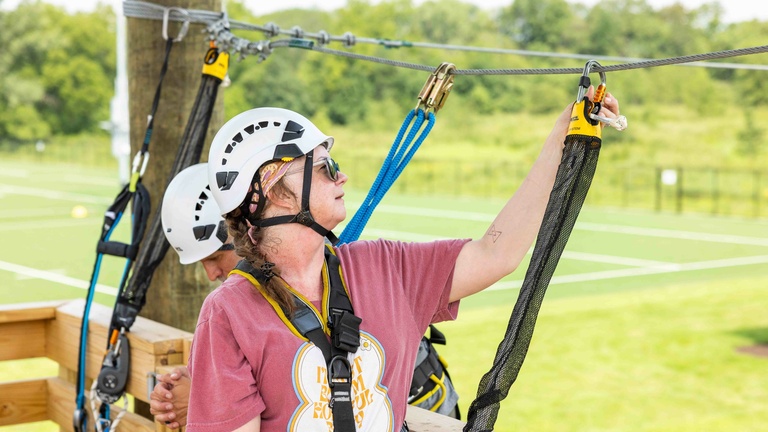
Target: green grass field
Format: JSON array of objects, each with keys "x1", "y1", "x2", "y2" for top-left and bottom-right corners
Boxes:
[{"x1": 1, "y1": 160, "x2": 767, "y2": 431}]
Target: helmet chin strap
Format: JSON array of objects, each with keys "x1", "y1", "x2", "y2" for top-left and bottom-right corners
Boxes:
[{"x1": 248, "y1": 151, "x2": 339, "y2": 245}]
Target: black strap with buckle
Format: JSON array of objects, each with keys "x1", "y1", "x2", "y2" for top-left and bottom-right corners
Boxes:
[{"x1": 236, "y1": 245, "x2": 359, "y2": 432}]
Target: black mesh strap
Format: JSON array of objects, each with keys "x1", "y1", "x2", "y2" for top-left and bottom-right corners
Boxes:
[
  {"x1": 464, "y1": 137, "x2": 601, "y2": 431},
  {"x1": 117, "y1": 69, "x2": 225, "y2": 327}
]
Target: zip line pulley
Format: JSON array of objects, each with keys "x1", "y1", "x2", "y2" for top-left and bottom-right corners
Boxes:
[{"x1": 339, "y1": 62, "x2": 455, "y2": 243}]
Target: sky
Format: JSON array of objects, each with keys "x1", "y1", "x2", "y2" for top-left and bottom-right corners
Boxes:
[{"x1": 1, "y1": 0, "x2": 767, "y2": 24}]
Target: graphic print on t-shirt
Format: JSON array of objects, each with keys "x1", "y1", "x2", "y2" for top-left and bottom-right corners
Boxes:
[{"x1": 288, "y1": 331, "x2": 394, "y2": 431}]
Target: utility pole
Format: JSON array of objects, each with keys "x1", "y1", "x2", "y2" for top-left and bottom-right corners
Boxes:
[{"x1": 126, "y1": 0, "x2": 223, "y2": 333}]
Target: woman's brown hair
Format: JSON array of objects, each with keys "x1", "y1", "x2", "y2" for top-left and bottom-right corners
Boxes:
[{"x1": 225, "y1": 180, "x2": 297, "y2": 314}]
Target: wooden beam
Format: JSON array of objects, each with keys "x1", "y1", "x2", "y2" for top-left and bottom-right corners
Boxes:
[
  {"x1": 406, "y1": 405, "x2": 466, "y2": 431},
  {"x1": 0, "y1": 379, "x2": 48, "y2": 427},
  {"x1": 0, "y1": 321, "x2": 46, "y2": 361},
  {"x1": 0, "y1": 301, "x2": 61, "y2": 361},
  {"x1": 47, "y1": 377, "x2": 155, "y2": 432},
  {"x1": 0, "y1": 301, "x2": 63, "y2": 323}
]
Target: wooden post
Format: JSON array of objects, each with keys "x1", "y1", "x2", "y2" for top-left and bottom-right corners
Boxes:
[
  {"x1": 127, "y1": 0, "x2": 223, "y2": 334},
  {"x1": 127, "y1": 0, "x2": 223, "y2": 420}
]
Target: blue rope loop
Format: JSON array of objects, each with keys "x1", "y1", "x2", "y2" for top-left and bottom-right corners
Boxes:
[{"x1": 339, "y1": 109, "x2": 436, "y2": 244}]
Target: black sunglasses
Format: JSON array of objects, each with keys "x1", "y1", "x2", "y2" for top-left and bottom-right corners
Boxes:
[
  {"x1": 287, "y1": 157, "x2": 340, "y2": 182},
  {"x1": 318, "y1": 157, "x2": 340, "y2": 181}
]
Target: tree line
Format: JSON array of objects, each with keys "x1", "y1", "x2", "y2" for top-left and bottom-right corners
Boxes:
[{"x1": 1, "y1": 0, "x2": 766, "y2": 146}]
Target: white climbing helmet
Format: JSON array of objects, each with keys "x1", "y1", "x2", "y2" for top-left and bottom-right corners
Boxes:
[
  {"x1": 161, "y1": 163, "x2": 228, "y2": 264},
  {"x1": 207, "y1": 107, "x2": 333, "y2": 215}
]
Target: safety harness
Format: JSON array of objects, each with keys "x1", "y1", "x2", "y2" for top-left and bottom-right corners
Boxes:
[
  {"x1": 232, "y1": 245, "x2": 361, "y2": 432},
  {"x1": 408, "y1": 325, "x2": 458, "y2": 418}
]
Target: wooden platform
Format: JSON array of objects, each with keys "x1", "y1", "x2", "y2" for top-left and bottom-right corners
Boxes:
[{"x1": 0, "y1": 300, "x2": 465, "y2": 431}]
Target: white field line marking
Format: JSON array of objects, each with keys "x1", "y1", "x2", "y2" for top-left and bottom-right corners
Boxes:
[
  {"x1": 0, "y1": 169, "x2": 114, "y2": 185},
  {"x1": 0, "y1": 184, "x2": 112, "y2": 205},
  {"x1": 488, "y1": 254, "x2": 768, "y2": 291},
  {"x1": 355, "y1": 228, "x2": 674, "y2": 267},
  {"x1": 0, "y1": 168, "x2": 30, "y2": 178},
  {"x1": 0, "y1": 207, "x2": 76, "y2": 219},
  {"x1": 60, "y1": 175, "x2": 119, "y2": 186},
  {"x1": 0, "y1": 218, "x2": 97, "y2": 231},
  {"x1": 2, "y1": 190, "x2": 765, "y2": 246},
  {"x1": 366, "y1": 204, "x2": 768, "y2": 247},
  {"x1": 3, "y1": 238, "x2": 763, "y2": 296},
  {"x1": 575, "y1": 222, "x2": 768, "y2": 247},
  {"x1": 557, "y1": 251, "x2": 672, "y2": 267},
  {"x1": 15, "y1": 268, "x2": 67, "y2": 280},
  {"x1": 0, "y1": 260, "x2": 118, "y2": 296}
]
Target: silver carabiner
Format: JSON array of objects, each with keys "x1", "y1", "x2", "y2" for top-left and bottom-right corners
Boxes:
[
  {"x1": 131, "y1": 150, "x2": 150, "y2": 177},
  {"x1": 575, "y1": 60, "x2": 606, "y2": 102},
  {"x1": 162, "y1": 7, "x2": 190, "y2": 42}
]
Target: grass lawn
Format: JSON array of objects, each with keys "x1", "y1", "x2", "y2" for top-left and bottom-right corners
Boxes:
[{"x1": 440, "y1": 275, "x2": 768, "y2": 431}]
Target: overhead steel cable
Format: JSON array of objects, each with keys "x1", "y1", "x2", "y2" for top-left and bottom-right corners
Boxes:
[
  {"x1": 295, "y1": 41, "x2": 768, "y2": 75},
  {"x1": 122, "y1": 0, "x2": 768, "y2": 72}
]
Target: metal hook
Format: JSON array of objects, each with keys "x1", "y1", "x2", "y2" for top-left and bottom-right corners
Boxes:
[
  {"x1": 162, "y1": 7, "x2": 190, "y2": 42},
  {"x1": 415, "y1": 62, "x2": 456, "y2": 114}
]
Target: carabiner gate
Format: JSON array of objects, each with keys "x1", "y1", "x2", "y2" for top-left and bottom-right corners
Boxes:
[
  {"x1": 575, "y1": 60, "x2": 606, "y2": 104},
  {"x1": 162, "y1": 7, "x2": 190, "y2": 43}
]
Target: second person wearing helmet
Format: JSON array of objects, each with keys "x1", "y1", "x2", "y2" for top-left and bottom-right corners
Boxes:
[
  {"x1": 160, "y1": 163, "x2": 241, "y2": 283},
  {"x1": 187, "y1": 95, "x2": 622, "y2": 431}
]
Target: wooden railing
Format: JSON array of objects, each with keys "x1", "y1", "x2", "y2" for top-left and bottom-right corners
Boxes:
[
  {"x1": 0, "y1": 300, "x2": 464, "y2": 431},
  {"x1": 0, "y1": 299, "x2": 191, "y2": 431}
]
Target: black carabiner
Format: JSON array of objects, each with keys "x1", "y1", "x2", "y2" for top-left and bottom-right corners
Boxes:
[{"x1": 95, "y1": 332, "x2": 131, "y2": 404}]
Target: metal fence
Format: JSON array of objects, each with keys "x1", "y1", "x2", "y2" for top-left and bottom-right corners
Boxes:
[
  {"x1": 342, "y1": 156, "x2": 768, "y2": 219},
  {"x1": 2, "y1": 143, "x2": 766, "y2": 219}
]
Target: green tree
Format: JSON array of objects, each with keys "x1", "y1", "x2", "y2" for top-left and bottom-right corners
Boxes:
[
  {"x1": 0, "y1": 2, "x2": 115, "y2": 139},
  {"x1": 737, "y1": 110, "x2": 765, "y2": 156},
  {"x1": 498, "y1": 0, "x2": 574, "y2": 50},
  {"x1": 0, "y1": 3, "x2": 53, "y2": 143},
  {"x1": 716, "y1": 20, "x2": 768, "y2": 106}
]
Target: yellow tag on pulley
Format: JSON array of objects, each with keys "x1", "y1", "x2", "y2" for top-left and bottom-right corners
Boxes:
[
  {"x1": 567, "y1": 98, "x2": 602, "y2": 140},
  {"x1": 202, "y1": 47, "x2": 229, "y2": 80}
]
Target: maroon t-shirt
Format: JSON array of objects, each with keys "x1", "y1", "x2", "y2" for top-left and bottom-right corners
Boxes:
[{"x1": 186, "y1": 238, "x2": 469, "y2": 432}]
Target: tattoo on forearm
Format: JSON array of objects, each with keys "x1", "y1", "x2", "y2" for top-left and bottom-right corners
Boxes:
[{"x1": 487, "y1": 225, "x2": 502, "y2": 243}]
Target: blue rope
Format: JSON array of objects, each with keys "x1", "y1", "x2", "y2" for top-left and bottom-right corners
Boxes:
[
  {"x1": 76, "y1": 211, "x2": 124, "y2": 410},
  {"x1": 76, "y1": 209, "x2": 134, "y2": 430},
  {"x1": 339, "y1": 109, "x2": 436, "y2": 243}
]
